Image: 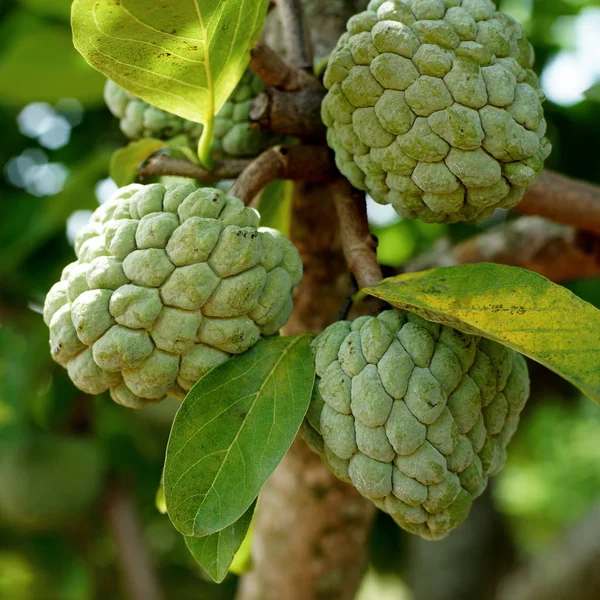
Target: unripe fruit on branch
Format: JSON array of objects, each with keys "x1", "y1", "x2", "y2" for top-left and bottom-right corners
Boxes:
[
  {"x1": 303, "y1": 310, "x2": 529, "y2": 539},
  {"x1": 322, "y1": 0, "x2": 551, "y2": 224},
  {"x1": 44, "y1": 183, "x2": 303, "y2": 408},
  {"x1": 105, "y1": 69, "x2": 282, "y2": 158}
]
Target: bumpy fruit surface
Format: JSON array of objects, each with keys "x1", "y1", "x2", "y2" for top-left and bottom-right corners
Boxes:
[
  {"x1": 0, "y1": 435, "x2": 103, "y2": 531},
  {"x1": 322, "y1": 0, "x2": 551, "y2": 223},
  {"x1": 303, "y1": 310, "x2": 529, "y2": 539},
  {"x1": 43, "y1": 183, "x2": 302, "y2": 408},
  {"x1": 104, "y1": 69, "x2": 280, "y2": 158}
]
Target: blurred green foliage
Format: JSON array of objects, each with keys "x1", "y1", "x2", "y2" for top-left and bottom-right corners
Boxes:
[{"x1": 0, "y1": 0, "x2": 599, "y2": 597}]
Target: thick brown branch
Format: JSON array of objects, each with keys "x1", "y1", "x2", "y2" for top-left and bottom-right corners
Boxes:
[
  {"x1": 229, "y1": 145, "x2": 336, "y2": 204},
  {"x1": 238, "y1": 181, "x2": 376, "y2": 600},
  {"x1": 104, "y1": 480, "x2": 163, "y2": 600},
  {"x1": 250, "y1": 87, "x2": 326, "y2": 139},
  {"x1": 406, "y1": 216, "x2": 600, "y2": 283},
  {"x1": 138, "y1": 155, "x2": 249, "y2": 181},
  {"x1": 250, "y1": 40, "x2": 317, "y2": 92},
  {"x1": 518, "y1": 170, "x2": 600, "y2": 235},
  {"x1": 331, "y1": 178, "x2": 383, "y2": 289},
  {"x1": 275, "y1": 0, "x2": 313, "y2": 69}
]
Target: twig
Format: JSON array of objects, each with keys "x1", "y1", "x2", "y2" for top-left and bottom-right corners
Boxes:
[
  {"x1": 517, "y1": 170, "x2": 600, "y2": 236},
  {"x1": 406, "y1": 216, "x2": 600, "y2": 283},
  {"x1": 138, "y1": 155, "x2": 249, "y2": 181},
  {"x1": 229, "y1": 146, "x2": 336, "y2": 204},
  {"x1": 275, "y1": 0, "x2": 313, "y2": 69},
  {"x1": 330, "y1": 178, "x2": 383, "y2": 289},
  {"x1": 250, "y1": 40, "x2": 317, "y2": 92},
  {"x1": 104, "y1": 480, "x2": 164, "y2": 600},
  {"x1": 250, "y1": 88, "x2": 326, "y2": 139}
]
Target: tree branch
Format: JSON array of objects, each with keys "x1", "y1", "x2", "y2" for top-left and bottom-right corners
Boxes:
[
  {"x1": 406, "y1": 216, "x2": 600, "y2": 283},
  {"x1": 331, "y1": 178, "x2": 383, "y2": 289},
  {"x1": 274, "y1": 0, "x2": 313, "y2": 69},
  {"x1": 250, "y1": 88, "x2": 326, "y2": 139},
  {"x1": 229, "y1": 145, "x2": 336, "y2": 204},
  {"x1": 104, "y1": 480, "x2": 164, "y2": 600},
  {"x1": 250, "y1": 40, "x2": 317, "y2": 92},
  {"x1": 138, "y1": 155, "x2": 250, "y2": 181},
  {"x1": 517, "y1": 170, "x2": 600, "y2": 235}
]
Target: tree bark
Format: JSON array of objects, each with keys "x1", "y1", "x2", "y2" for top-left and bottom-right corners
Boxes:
[{"x1": 236, "y1": 182, "x2": 376, "y2": 600}]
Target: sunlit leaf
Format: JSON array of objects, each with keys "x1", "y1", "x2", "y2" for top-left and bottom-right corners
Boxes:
[
  {"x1": 184, "y1": 501, "x2": 255, "y2": 583},
  {"x1": 364, "y1": 264, "x2": 600, "y2": 404},
  {"x1": 71, "y1": 0, "x2": 270, "y2": 164},
  {"x1": 109, "y1": 139, "x2": 165, "y2": 187},
  {"x1": 165, "y1": 335, "x2": 314, "y2": 537}
]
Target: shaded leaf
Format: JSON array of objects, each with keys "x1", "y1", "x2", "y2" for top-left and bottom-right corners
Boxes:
[
  {"x1": 185, "y1": 501, "x2": 255, "y2": 583},
  {"x1": 165, "y1": 335, "x2": 314, "y2": 536},
  {"x1": 364, "y1": 264, "x2": 600, "y2": 404},
  {"x1": 109, "y1": 139, "x2": 165, "y2": 186}
]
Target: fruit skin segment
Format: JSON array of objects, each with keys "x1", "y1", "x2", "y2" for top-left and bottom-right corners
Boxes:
[
  {"x1": 44, "y1": 183, "x2": 303, "y2": 408},
  {"x1": 304, "y1": 309, "x2": 530, "y2": 539},
  {"x1": 321, "y1": 0, "x2": 551, "y2": 224}
]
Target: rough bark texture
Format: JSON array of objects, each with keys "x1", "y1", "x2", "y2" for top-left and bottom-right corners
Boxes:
[{"x1": 236, "y1": 181, "x2": 376, "y2": 600}]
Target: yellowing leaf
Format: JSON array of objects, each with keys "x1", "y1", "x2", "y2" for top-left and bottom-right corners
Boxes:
[
  {"x1": 71, "y1": 0, "x2": 270, "y2": 164},
  {"x1": 364, "y1": 264, "x2": 600, "y2": 405}
]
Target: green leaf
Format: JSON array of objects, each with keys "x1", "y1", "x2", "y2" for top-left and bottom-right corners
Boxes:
[
  {"x1": 109, "y1": 139, "x2": 166, "y2": 187},
  {"x1": 164, "y1": 335, "x2": 314, "y2": 537},
  {"x1": 584, "y1": 81, "x2": 600, "y2": 103},
  {"x1": 364, "y1": 264, "x2": 600, "y2": 405},
  {"x1": 257, "y1": 180, "x2": 293, "y2": 236},
  {"x1": 184, "y1": 501, "x2": 255, "y2": 583},
  {"x1": 0, "y1": 14, "x2": 105, "y2": 106},
  {"x1": 71, "y1": 0, "x2": 270, "y2": 165}
]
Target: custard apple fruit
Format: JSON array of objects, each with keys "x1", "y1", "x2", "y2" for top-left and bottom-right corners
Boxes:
[
  {"x1": 43, "y1": 183, "x2": 302, "y2": 408},
  {"x1": 303, "y1": 310, "x2": 529, "y2": 539},
  {"x1": 0, "y1": 435, "x2": 104, "y2": 531},
  {"x1": 321, "y1": 0, "x2": 551, "y2": 223},
  {"x1": 105, "y1": 69, "x2": 280, "y2": 158}
]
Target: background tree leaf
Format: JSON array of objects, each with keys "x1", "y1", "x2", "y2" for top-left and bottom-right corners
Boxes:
[
  {"x1": 256, "y1": 180, "x2": 293, "y2": 236},
  {"x1": 109, "y1": 139, "x2": 165, "y2": 187},
  {"x1": 364, "y1": 264, "x2": 600, "y2": 405},
  {"x1": 184, "y1": 501, "x2": 255, "y2": 583},
  {"x1": 0, "y1": 14, "x2": 105, "y2": 106},
  {"x1": 71, "y1": 0, "x2": 269, "y2": 125},
  {"x1": 164, "y1": 335, "x2": 314, "y2": 537}
]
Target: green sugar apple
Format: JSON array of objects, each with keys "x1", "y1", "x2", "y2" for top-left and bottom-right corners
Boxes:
[
  {"x1": 0, "y1": 435, "x2": 104, "y2": 532},
  {"x1": 43, "y1": 183, "x2": 303, "y2": 408},
  {"x1": 104, "y1": 69, "x2": 280, "y2": 158},
  {"x1": 321, "y1": 0, "x2": 551, "y2": 223},
  {"x1": 303, "y1": 310, "x2": 529, "y2": 539}
]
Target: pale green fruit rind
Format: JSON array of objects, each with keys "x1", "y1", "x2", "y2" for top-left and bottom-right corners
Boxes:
[
  {"x1": 104, "y1": 69, "x2": 281, "y2": 159},
  {"x1": 322, "y1": 0, "x2": 550, "y2": 223},
  {"x1": 303, "y1": 309, "x2": 530, "y2": 540},
  {"x1": 43, "y1": 183, "x2": 302, "y2": 408}
]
